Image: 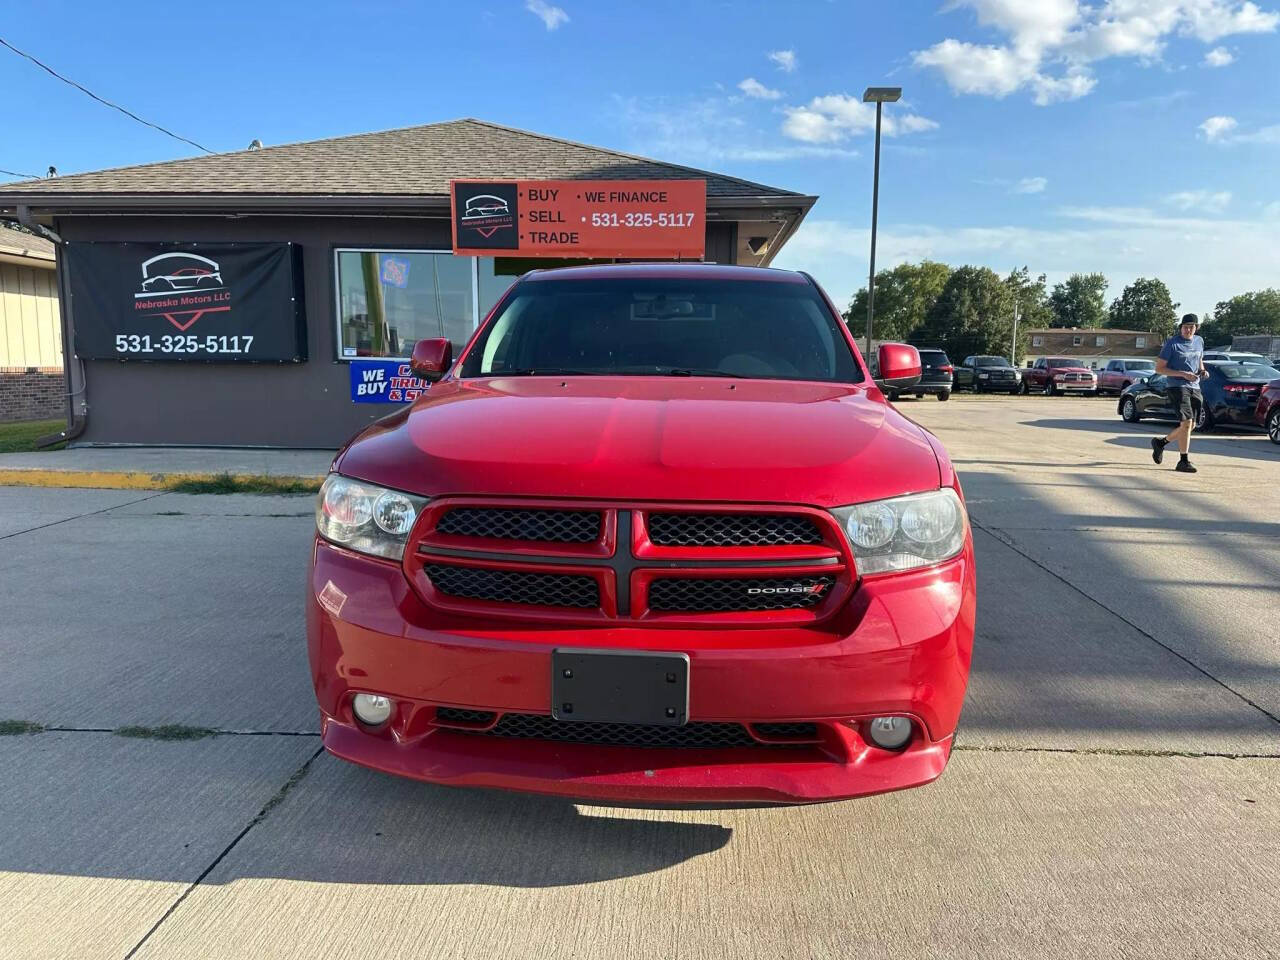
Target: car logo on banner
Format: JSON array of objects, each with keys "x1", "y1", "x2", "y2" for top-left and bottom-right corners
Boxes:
[
  {"x1": 451, "y1": 182, "x2": 519, "y2": 249},
  {"x1": 135, "y1": 252, "x2": 232, "y2": 331}
]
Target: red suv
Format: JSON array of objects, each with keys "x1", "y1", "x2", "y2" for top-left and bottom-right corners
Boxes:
[{"x1": 308, "y1": 264, "x2": 976, "y2": 804}]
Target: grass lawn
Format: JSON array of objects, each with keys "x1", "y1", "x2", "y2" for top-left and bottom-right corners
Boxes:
[{"x1": 0, "y1": 418, "x2": 66, "y2": 453}]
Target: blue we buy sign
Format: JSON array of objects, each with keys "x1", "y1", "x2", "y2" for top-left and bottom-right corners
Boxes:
[{"x1": 349, "y1": 360, "x2": 431, "y2": 403}]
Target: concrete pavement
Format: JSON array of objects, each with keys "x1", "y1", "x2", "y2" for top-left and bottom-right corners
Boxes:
[{"x1": 0, "y1": 394, "x2": 1276, "y2": 959}]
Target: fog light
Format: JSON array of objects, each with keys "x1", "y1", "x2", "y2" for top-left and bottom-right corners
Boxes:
[
  {"x1": 352, "y1": 693, "x2": 393, "y2": 726},
  {"x1": 867, "y1": 716, "x2": 912, "y2": 750}
]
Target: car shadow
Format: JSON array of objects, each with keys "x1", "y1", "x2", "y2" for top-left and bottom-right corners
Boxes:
[
  {"x1": 208, "y1": 760, "x2": 738, "y2": 887},
  {"x1": 1016, "y1": 418, "x2": 1279, "y2": 463}
]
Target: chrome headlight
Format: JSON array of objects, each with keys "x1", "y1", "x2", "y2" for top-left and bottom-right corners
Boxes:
[
  {"x1": 831, "y1": 489, "x2": 967, "y2": 576},
  {"x1": 315, "y1": 473, "x2": 428, "y2": 560}
]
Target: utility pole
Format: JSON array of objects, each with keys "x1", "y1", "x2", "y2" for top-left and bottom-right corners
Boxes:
[{"x1": 1011, "y1": 300, "x2": 1020, "y2": 366}]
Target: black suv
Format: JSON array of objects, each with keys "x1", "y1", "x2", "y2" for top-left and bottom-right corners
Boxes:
[
  {"x1": 910, "y1": 348, "x2": 954, "y2": 401},
  {"x1": 954, "y1": 355, "x2": 1021, "y2": 394}
]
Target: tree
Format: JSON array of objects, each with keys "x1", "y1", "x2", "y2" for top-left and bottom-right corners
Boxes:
[
  {"x1": 918, "y1": 265, "x2": 1016, "y2": 360},
  {"x1": 844, "y1": 260, "x2": 952, "y2": 343},
  {"x1": 1048, "y1": 273, "x2": 1108, "y2": 328},
  {"x1": 1206, "y1": 289, "x2": 1280, "y2": 342},
  {"x1": 1107, "y1": 277, "x2": 1178, "y2": 333},
  {"x1": 1004, "y1": 266, "x2": 1054, "y2": 330}
]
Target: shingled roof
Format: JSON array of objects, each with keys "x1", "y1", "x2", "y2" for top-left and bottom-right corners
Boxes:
[
  {"x1": 0, "y1": 118, "x2": 802, "y2": 202},
  {"x1": 0, "y1": 224, "x2": 55, "y2": 262}
]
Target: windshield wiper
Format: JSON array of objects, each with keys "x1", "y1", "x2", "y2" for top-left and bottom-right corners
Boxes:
[
  {"x1": 660, "y1": 367, "x2": 740, "y2": 378},
  {"x1": 495, "y1": 368, "x2": 600, "y2": 376}
]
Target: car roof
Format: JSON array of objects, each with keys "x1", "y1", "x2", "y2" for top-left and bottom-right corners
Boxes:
[{"x1": 518, "y1": 262, "x2": 810, "y2": 285}]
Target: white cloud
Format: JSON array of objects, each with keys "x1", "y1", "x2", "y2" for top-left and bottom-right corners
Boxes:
[
  {"x1": 781, "y1": 94, "x2": 938, "y2": 143},
  {"x1": 914, "y1": 40, "x2": 1036, "y2": 97},
  {"x1": 1183, "y1": 0, "x2": 1280, "y2": 40},
  {"x1": 768, "y1": 49, "x2": 797, "y2": 72},
  {"x1": 916, "y1": 1, "x2": 1280, "y2": 104},
  {"x1": 1204, "y1": 45, "x2": 1236, "y2": 64},
  {"x1": 738, "y1": 77, "x2": 782, "y2": 100},
  {"x1": 612, "y1": 94, "x2": 857, "y2": 164},
  {"x1": 772, "y1": 210, "x2": 1280, "y2": 316},
  {"x1": 524, "y1": 0, "x2": 568, "y2": 31},
  {"x1": 1014, "y1": 176, "x2": 1048, "y2": 194},
  {"x1": 1030, "y1": 69, "x2": 1097, "y2": 104},
  {"x1": 1199, "y1": 114, "x2": 1238, "y2": 140},
  {"x1": 1165, "y1": 189, "x2": 1232, "y2": 212}
]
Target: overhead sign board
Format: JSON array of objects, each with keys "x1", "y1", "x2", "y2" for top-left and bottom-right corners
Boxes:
[
  {"x1": 450, "y1": 179, "x2": 706, "y2": 259},
  {"x1": 66, "y1": 241, "x2": 306, "y2": 362}
]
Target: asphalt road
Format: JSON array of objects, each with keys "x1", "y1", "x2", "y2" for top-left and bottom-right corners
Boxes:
[{"x1": 1, "y1": 395, "x2": 1276, "y2": 960}]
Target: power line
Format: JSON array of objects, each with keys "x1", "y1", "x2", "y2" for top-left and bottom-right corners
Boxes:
[
  {"x1": 0, "y1": 167, "x2": 41, "y2": 180},
  {"x1": 0, "y1": 36, "x2": 213, "y2": 154}
]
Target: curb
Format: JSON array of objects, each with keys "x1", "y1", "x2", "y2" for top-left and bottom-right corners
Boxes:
[{"x1": 0, "y1": 469, "x2": 324, "y2": 492}]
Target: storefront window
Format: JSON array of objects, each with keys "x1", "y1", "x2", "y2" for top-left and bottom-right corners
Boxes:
[{"x1": 336, "y1": 250, "x2": 476, "y2": 359}]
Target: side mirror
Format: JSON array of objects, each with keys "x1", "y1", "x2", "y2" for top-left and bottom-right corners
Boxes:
[
  {"x1": 409, "y1": 338, "x2": 452, "y2": 382},
  {"x1": 876, "y1": 343, "x2": 922, "y2": 390}
]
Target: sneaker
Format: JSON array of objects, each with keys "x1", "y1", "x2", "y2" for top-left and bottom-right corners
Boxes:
[
  {"x1": 1175, "y1": 459, "x2": 1198, "y2": 473},
  {"x1": 1151, "y1": 437, "x2": 1167, "y2": 464}
]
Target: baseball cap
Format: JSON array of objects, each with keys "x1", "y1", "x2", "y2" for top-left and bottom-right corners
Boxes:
[{"x1": 1180, "y1": 313, "x2": 1199, "y2": 327}]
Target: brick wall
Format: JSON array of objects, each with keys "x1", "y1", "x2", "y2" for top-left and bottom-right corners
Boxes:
[{"x1": 0, "y1": 367, "x2": 64, "y2": 423}]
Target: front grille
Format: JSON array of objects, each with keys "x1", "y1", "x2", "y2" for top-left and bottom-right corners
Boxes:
[
  {"x1": 752, "y1": 722, "x2": 821, "y2": 741},
  {"x1": 435, "y1": 708, "x2": 497, "y2": 726},
  {"x1": 436, "y1": 507, "x2": 600, "y2": 543},
  {"x1": 472, "y1": 713, "x2": 768, "y2": 748},
  {"x1": 425, "y1": 564, "x2": 599, "y2": 608},
  {"x1": 648, "y1": 512, "x2": 823, "y2": 547},
  {"x1": 1062, "y1": 373, "x2": 1091, "y2": 383},
  {"x1": 648, "y1": 575, "x2": 835, "y2": 613}
]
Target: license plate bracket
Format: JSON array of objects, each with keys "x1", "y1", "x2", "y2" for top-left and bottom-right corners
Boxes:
[{"x1": 551, "y1": 649, "x2": 689, "y2": 726}]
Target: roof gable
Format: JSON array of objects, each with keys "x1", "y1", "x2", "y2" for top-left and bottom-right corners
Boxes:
[{"x1": 0, "y1": 119, "x2": 800, "y2": 201}]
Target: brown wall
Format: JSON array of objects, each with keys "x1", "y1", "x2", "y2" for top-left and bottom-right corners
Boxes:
[
  {"x1": 0, "y1": 366, "x2": 63, "y2": 422},
  {"x1": 57, "y1": 215, "x2": 738, "y2": 447}
]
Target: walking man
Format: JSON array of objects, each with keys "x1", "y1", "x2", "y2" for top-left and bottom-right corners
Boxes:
[{"x1": 1151, "y1": 314, "x2": 1208, "y2": 473}]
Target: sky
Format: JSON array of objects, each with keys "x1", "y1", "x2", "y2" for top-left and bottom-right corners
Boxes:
[{"x1": 2, "y1": 0, "x2": 1278, "y2": 315}]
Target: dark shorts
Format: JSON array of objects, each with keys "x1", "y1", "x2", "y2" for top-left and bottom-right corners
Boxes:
[{"x1": 1167, "y1": 383, "x2": 1203, "y2": 422}]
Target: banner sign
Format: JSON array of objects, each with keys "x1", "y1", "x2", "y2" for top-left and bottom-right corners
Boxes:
[
  {"x1": 349, "y1": 359, "x2": 432, "y2": 403},
  {"x1": 66, "y1": 241, "x2": 306, "y2": 362},
  {"x1": 450, "y1": 179, "x2": 706, "y2": 259}
]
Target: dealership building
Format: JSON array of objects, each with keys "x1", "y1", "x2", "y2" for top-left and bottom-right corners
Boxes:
[{"x1": 0, "y1": 119, "x2": 815, "y2": 447}]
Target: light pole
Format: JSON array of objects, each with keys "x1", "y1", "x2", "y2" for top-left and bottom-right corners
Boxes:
[
  {"x1": 862, "y1": 86, "x2": 901, "y2": 360},
  {"x1": 1011, "y1": 300, "x2": 1020, "y2": 366}
]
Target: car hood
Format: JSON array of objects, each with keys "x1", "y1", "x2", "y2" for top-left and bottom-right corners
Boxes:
[{"x1": 336, "y1": 377, "x2": 943, "y2": 507}]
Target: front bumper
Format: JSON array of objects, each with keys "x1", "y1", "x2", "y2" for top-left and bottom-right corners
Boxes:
[{"x1": 307, "y1": 537, "x2": 976, "y2": 804}]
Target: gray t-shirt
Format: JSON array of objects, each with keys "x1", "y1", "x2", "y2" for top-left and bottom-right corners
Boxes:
[{"x1": 1159, "y1": 334, "x2": 1204, "y2": 391}]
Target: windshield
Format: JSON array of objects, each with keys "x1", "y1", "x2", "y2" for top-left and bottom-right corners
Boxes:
[
  {"x1": 973, "y1": 356, "x2": 1005, "y2": 366},
  {"x1": 1218, "y1": 363, "x2": 1280, "y2": 380},
  {"x1": 1046, "y1": 358, "x2": 1077, "y2": 368},
  {"x1": 460, "y1": 276, "x2": 859, "y2": 382},
  {"x1": 1125, "y1": 360, "x2": 1155, "y2": 370}
]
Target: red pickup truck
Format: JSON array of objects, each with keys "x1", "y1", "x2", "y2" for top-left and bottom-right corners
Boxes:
[
  {"x1": 1096, "y1": 357, "x2": 1156, "y2": 395},
  {"x1": 1021, "y1": 356, "x2": 1099, "y2": 395},
  {"x1": 308, "y1": 263, "x2": 976, "y2": 805}
]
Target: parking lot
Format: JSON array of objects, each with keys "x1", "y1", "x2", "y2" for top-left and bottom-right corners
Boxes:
[{"x1": 1, "y1": 394, "x2": 1276, "y2": 960}]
